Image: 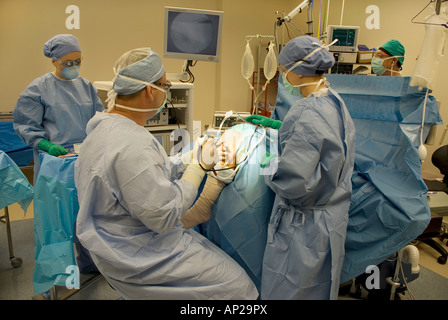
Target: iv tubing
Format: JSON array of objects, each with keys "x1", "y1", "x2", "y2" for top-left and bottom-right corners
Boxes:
[
  {"x1": 420, "y1": 88, "x2": 430, "y2": 148},
  {"x1": 340, "y1": 0, "x2": 345, "y2": 25}
]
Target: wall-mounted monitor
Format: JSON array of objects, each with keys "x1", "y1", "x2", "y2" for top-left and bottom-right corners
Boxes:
[
  {"x1": 327, "y1": 25, "x2": 360, "y2": 53},
  {"x1": 163, "y1": 6, "x2": 224, "y2": 62}
]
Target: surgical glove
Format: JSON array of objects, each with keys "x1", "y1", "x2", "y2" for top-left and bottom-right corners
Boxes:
[
  {"x1": 197, "y1": 138, "x2": 219, "y2": 171},
  {"x1": 38, "y1": 139, "x2": 68, "y2": 156},
  {"x1": 181, "y1": 164, "x2": 205, "y2": 189},
  {"x1": 260, "y1": 152, "x2": 278, "y2": 168},
  {"x1": 181, "y1": 176, "x2": 226, "y2": 229},
  {"x1": 181, "y1": 149, "x2": 194, "y2": 167},
  {"x1": 246, "y1": 115, "x2": 282, "y2": 129}
]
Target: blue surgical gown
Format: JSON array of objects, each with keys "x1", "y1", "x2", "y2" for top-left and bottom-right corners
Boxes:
[
  {"x1": 269, "y1": 74, "x2": 442, "y2": 290},
  {"x1": 261, "y1": 88, "x2": 356, "y2": 300},
  {"x1": 13, "y1": 72, "x2": 104, "y2": 181},
  {"x1": 75, "y1": 112, "x2": 258, "y2": 300},
  {"x1": 0, "y1": 150, "x2": 33, "y2": 213}
]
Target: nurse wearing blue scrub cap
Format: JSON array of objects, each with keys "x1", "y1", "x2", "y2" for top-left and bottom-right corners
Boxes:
[
  {"x1": 13, "y1": 34, "x2": 104, "y2": 182},
  {"x1": 251, "y1": 36, "x2": 356, "y2": 300}
]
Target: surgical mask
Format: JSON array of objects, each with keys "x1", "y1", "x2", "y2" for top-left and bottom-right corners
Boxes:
[
  {"x1": 112, "y1": 74, "x2": 168, "y2": 113},
  {"x1": 371, "y1": 56, "x2": 402, "y2": 76},
  {"x1": 115, "y1": 91, "x2": 166, "y2": 114},
  {"x1": 62, "y1": 66, "x2": 80, "y2": 80},
  {"x1": 371, "y1": 57, "x2": 386, "y2": 75},
  {"x1": 282, "y1": 73, "x2": 303, "y2": 97},
  {"x1": 282, "y1": 71, "x2": 325, "y2": 97}
]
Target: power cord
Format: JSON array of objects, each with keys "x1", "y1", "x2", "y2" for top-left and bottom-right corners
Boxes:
[{"x1": 180, "y1": 60, "x2": 197, "y2": 83}]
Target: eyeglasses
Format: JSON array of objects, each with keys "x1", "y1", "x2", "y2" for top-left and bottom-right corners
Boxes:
[
  {"x1": 153, "y1": 80, "x2": 172, "y2": 91},
  {"x1": 57, "y1": 58, "x2": 83, "y2": 67},
  {"x1": 373, "y1": 52, "x2": 390, "y2": 59}
]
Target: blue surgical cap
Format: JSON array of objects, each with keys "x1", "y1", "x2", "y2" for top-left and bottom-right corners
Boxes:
[
  {"x1": 278, "y1": 36, "x2": 335, "y2": 76},
  {"x1": 112, "y1": 48, "x2": 165, "y2": 95},
  {"x1": 43, "y1": 34, "x2": 81, "y2": 60}
]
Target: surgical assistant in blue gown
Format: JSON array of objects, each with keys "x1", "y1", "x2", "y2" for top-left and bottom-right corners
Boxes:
[
  {"x1": 271, "y1": 73, "x2": 442, "y2": 286},
  {"x1": 13, "y1": 34, "x2": 104, "y2": 182},
  {"x1": 260, "y1": 36, "x2": 356, "y2": 300},
  {"x1": 262, "y1": 88, "x2": 356, "y2": 300}
]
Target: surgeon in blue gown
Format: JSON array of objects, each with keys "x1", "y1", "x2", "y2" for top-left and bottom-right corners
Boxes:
[
  {"x1": 247, "y1": 36, "x2": 356, "y2": 300},
  {"x1": 13, "y1": 34, "x2": 104, "y2": 183},
  {"x1": 75, "y1": 48, "x2": 258, "y2": 300}
]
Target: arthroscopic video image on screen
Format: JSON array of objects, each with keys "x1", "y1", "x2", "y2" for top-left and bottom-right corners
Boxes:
[{"x1": 167, "y1": 11, "x2": 219, "y2": 55}]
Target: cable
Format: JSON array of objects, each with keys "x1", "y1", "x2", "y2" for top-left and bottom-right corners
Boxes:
[
  {"x1": 418, "y1": 88, "x2": 430, "y2": 161},
  {"x1": 411, "y1": 0, "x2": 448, "y2": 28},
  {"x1": 200, "y1": 125, "x2": 263, "y2": 172},
  {"x1": 165, "y1": 99, "x2": 182, "y2": 130},
  {"x1": 180, "y1": 60, "x2": 197, "y2": 83}
]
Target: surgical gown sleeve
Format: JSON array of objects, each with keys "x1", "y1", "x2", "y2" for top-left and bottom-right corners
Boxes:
[
  {"x1": 90, "y1": 84, "x2": 105, "y2": 113},
  {"x1": 168, "y1": 152, "x2": 187, "y2": 180},
  {"x1": 265, "y1": 103, "x2": 344, "y2": 205},
  {"x1": 13, "y1": 81, "x2": 47, "y2": 148},
  {"x1": 13, "y1": 74, "x2": 104, "y2": 150},
  {"x1": 109, "y1": 139, "x2": 197, "y2": 234}
]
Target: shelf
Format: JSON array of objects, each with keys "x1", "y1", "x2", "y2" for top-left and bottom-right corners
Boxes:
[
  {"x1": 169, "y1": 103, "x2": 188, "y2": 109},
  {"x1": 145, "y1": 124, "x2": 187, "y2": 132}
]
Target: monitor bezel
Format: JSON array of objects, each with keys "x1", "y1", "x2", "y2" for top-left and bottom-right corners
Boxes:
[
  {"x1": 327, "y1": 25, "x2": 360, "y2": 53},
  {"x1": 163, "y1": 6, "x2": 224, "y2": 62}
]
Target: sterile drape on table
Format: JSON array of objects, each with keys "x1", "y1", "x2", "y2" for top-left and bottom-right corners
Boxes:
[
  {"x1": 0, "y1": 150, "x2": 33, "y2": 213},
  {"x1": 32, "y1": 153, "x2": 78, "y2": 295},
  {"x1": 200, "y1": 124, "x2": 277, "y2": 291}
]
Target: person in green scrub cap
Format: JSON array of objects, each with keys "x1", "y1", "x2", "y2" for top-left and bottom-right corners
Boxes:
[{"x1": 371, "y1": 39, "x2": 405, "y2": 76}]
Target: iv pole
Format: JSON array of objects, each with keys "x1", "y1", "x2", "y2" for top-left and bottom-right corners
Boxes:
[
  {"x1": 275, "y1": 0, "x2": 314, "y2": 52},
  {"x1": 246, "y1": 35, "x2": 276, "y2": 115}
]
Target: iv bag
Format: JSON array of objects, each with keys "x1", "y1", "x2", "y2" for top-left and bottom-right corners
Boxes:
[
  {"x1": 410, "y1": 12, "x2": 448, "y2": 90},
  {"x1": 263, "y1": 42, "x2": 277, "y2": 81},
  {"x1": 241, "y1": 41, "x2": 254, "y2": 89}
]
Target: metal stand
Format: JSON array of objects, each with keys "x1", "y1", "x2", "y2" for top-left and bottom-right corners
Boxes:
[
  {"x1": 0, "y1": 206, "x2": 23, "y2": 268},
  {"x1": 33, "y1": 273, "x2": 103, "y2": 300}
]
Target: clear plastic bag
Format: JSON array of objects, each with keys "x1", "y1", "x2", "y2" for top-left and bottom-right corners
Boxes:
[{"x1": 241, "y1": 41, "x2": 255, "y2": 89}]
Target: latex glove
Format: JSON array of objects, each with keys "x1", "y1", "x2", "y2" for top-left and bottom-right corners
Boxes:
[
  {"x1": 246, "y1": 115, "x2": 282, "y2": 129},
  {"x1": 260, "y1": 152, "x2": 278, "y2": 168},
  {"x1": 181, "y1": 149, "x2": 194, "y2": 167},
  {"x1": 181, "y1": 176, "x2": 226, "y2": 229},
  {"x1": 199, "y1": 138, "x2": 219, "y2": 170},
  {"x1": 38, "y1": 139, "x2": 68, "y2": 156},
  {"x1": 182, "y1": 136, "x2": 210, "y2": 168}
]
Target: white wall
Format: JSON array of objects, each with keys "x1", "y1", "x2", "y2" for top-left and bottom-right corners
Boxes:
[
  {"x1": 0, "y1": 0, "x2": 303, "y2": 130},
  {"x1": 1, "y1": 0, "x2": 446, "y2": 176}
]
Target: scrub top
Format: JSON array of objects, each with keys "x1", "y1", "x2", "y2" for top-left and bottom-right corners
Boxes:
[
  {"x1": 13, "y1": 72, "x2": 104, "y2": 180},
  {"x1": 75, "y1": 112, "x2": 258, "y2": 300},
  {"x1": 262, "y1": 88, "x2": 356, "y2": 300}
]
